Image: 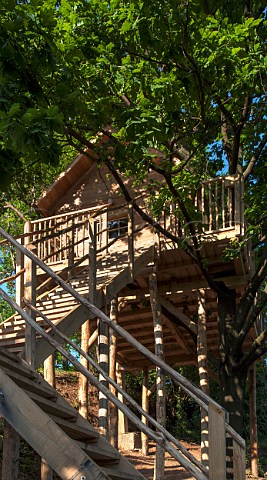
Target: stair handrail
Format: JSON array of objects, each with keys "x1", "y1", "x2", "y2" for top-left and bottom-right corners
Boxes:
[
  {"x1": 23, "y1": 296, "x2": 209, "y2": 477},
  {"x1": 0, "y1": 226, "x2": 245, "y2": 448}
]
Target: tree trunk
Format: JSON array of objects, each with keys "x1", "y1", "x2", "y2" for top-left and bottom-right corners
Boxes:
[
  {"x1": 249, "y1": 363, "x2": 258, "y2": 477},
  {"x1": 217, "y1": 286, "x2": 247, "y2": 435},
  {"x1": 2, "y1": 420, "x2": 20, "y2": 480}
]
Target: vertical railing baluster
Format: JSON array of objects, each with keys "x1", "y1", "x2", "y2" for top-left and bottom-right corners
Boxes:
[
  {"x1": 209, "y1": 184, "x2": 212, "y2": 231},
  {"x1": 88, "y1": 218, "x2": 97, "y2": 303},
  {"x1": 222, "y1": 178, "x2": 225, "y2": 229},
  {"x1": 128, "y1": 203, "x2": 134, "y2": 282},
  {"x1": 215, "y1": 181, "x2": 219, "y2": 230}
]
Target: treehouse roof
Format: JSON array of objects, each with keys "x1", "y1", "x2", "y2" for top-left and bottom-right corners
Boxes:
[{"x1": 37, "y1": 152, "x2": 94, "y2": 215}]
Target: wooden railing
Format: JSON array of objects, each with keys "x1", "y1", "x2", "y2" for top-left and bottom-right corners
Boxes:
[
  {"x1": 161, "y1": 174, "x2": 245, "y2": 239},
  {"x1": 199, "y1": 174, "x2": 244, "y2": 234},
  {"x1": 0, "y1": 226, "x2": 246, "y2": 480}
]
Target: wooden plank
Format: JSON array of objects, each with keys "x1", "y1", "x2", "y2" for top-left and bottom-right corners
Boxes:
[
  {"x1": 209, "y1": 403, "x2": 226, "y2": 480},
  {"x1": 160, "y1": 296, "x2": 197, "y2": 335},
  {"x1": 0, "y1": 369, "x2": 109, "y2": 480},
  {"x1": 233, "y1": 438, "x2": 246, "y2": 480}
]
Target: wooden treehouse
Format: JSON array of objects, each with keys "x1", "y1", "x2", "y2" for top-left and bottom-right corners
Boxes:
[{"x1": 0, "y1": 150, "x2": 261, "y2": 480}]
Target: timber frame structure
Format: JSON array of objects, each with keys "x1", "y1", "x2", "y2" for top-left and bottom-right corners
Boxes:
[{"x1": 0, "y1": 156, "x2": 261, "y2": 479}]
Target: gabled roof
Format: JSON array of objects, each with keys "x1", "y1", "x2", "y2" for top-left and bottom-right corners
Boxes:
[
  {"x1": 37, "y1": 152, "x2": 95, "y2": 215},
  {"x1": 37, "y1": 131, "x2": 113, "y2": 215}
]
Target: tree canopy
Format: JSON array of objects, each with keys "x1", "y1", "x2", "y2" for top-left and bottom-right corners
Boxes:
[{"x1": 0, "y1": 0, "x2": 267, "y2": 433}]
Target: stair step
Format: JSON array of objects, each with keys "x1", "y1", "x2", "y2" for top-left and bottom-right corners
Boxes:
[
  {"x1": 102, "y1": 466, "x2": 145, "y2": 480},
  {"x1": 28, "y1": 390, "x2": 78, "y2": 421},
  {"x1": 76, "y1": 440, "x2": 121, "y2": 463},
  {"x1": 49, "y1": 415, "x2": 99, "y2": 442},
  {"x1": 0, "y1": 366, "x2": 58, "y2": 400}
]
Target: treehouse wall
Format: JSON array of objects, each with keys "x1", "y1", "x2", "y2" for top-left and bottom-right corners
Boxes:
[
  {"x1": 41, "y1": 163, "x2": 161, "y2": 252},
  {"x1": 53, "y1": 163, "x2": 160, "y2": 216}
]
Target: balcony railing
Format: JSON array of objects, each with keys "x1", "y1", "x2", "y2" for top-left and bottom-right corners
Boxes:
[{"x1": 17, "y1": 174, "x2": 244, "y2": 272}]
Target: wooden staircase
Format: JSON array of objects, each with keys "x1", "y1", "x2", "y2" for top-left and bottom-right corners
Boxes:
[
  {"x1": 0, "y1": 347, "x2": 145, "y2": 480},
  {"x1": 0, "y1": 225, "x2": 247, "y2": 480},
  {"x1": 0, "y1": 245, "x2": 154, "y2": 365}
]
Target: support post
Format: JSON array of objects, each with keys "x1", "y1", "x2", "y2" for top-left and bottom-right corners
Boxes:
[
  {"x1": 209, "y1": 403, "x2": 226, "y2": 480},
  {"x1": 89, "y1": 219, "x2": 97, "y2": 304},
  {"x1": 141, "y1": 369, "x2": 149, "y2": 455},
  {"x1": 2, "y1": 420, "x2": 20, "y2": 480},
  {"x1": 41, "y1": 353, "x2": 56, "y2": 479},
  {"x1": 15, "y1": 238, "x2": 24, "y2": 306},
  {"x1": 98, "y1": 317, "x2": 109, "y2": 437},
  {"x1": 109, "y1": 297, "x2": 118, "y2": 448},
  {"x1": 197, "y1": 289, "x2": 209, "y2": 468},
  {"x1": 149, "y1": 270, "x2": 165, "y2": 480},
  {"x1": 117, "y1": 366, "x2": 128, "y2": 435},
  {"x1": 249, "y1": 362, "x2": 258, "y2": 477},
  {"x1": 79, "y1": 320, "x2": 91, "y2": 419},
  {"x1": 24, "y1": 221, "x2": 37, "y2": 368},
  {"x1": 128, "y1": 202, "x2": 134, "y2": 282}
]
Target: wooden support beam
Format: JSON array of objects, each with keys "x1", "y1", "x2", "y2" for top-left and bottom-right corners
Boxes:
[
  {"x1": 24, "y1": 221, "x2": 37, "y2": 368},
  {"x1": 141, "y1": 370, "x2": 149, "y2": 455},
  {"x1": 161, "y1": 311, "x2": 194, "y2": 353},
  {"x1": 117, "y1": 367, "x2": 128, "y2": 435},
  {"x1": 159, "y1": 296, "x2": 197, "y2": 335},
  {"x1": 249, "y1": 362, "x2": 258, "y2": 477},
  {"x1": 109, "y1": 297, "x2": 118, "y2": 448},
  {"x1": 149, "y1": 271, "x2": 165, "y2": 480}
]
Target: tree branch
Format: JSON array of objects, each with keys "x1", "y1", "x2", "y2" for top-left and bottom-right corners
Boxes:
[
  {"x1": 235, "y1": 242, "x2": 267, "y2": 342},
  {"x1": 236, "y1": 329, "x2": 267, "y2": 371},
  {"x1": 243, "y1": 133, "x2": 267, "y2": 179}
]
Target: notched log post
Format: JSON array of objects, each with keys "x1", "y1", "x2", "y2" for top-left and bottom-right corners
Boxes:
[
  {"x1": 197, "y1": 289, "x2": 209, "y2": 468},
  {"x1": 149, "y1": 269, "x2": 166, "y2": 480},
  {"x1": 79, "y1": 320, "x2": 91, "y2": 419},
  {"x1": 109, "y1": 297, "x2": 118, "y2": 448},
  {"x1": 141, "y1": 369, "x2": 149, "y2": 455}
]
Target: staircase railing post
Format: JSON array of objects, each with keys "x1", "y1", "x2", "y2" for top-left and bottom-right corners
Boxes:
[
  {"x1": 88, "y1": 219, "x2": 97, "y2": 303},
  {"x1": 24, "y1": 221, "x2": 37, "y2": 368},
  {"x1": 15, "y1": 237, "x2": 24, "y2": 307},
  {"x1": 208, "y1": 403, "x2": 226, "y2": 480},
  {"x1": 127, "y1": 202, "x2": 134, "y2": 282}
]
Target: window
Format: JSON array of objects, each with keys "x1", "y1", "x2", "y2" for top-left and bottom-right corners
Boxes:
[{"x1": 108, "y1": 218, "x2": 128, "y2": 239}]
